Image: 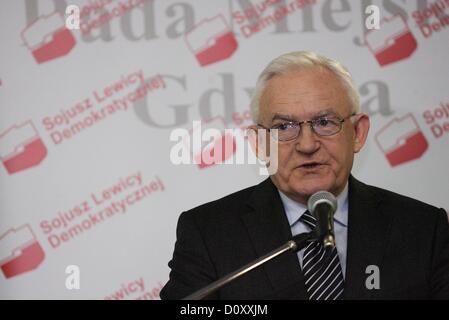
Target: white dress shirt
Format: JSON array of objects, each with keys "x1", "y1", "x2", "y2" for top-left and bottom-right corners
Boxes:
[{"x1": 278, "y1": 183, "x2": 349, "y2": 278}]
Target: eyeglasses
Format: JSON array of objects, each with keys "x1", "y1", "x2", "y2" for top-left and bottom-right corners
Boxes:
[{"x1": 258, "y1": 112, "x2": 357, "y2": 141}]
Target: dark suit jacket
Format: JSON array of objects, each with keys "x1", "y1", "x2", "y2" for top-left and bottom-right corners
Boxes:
[{"x1": 160, "y1": 176, "x2": 449, "y2": 299}]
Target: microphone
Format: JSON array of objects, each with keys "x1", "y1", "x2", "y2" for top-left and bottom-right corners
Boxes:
[{"x1": 307, "y1": 191, "x2": 338, "y2": 249}]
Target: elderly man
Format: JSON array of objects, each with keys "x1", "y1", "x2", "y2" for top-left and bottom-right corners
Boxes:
[{"x1": 161, "y1": 51, "x2": 449, "y2": 300}]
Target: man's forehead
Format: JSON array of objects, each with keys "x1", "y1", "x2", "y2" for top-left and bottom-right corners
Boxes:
[{"x1": 259, "y1": 70, "x2": 352, "y2": 122}]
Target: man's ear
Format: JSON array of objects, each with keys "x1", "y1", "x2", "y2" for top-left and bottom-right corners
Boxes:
[
  {"x1": 353, "y1": 113, "x2": 370, "y2": 153},
  {"x1": 246, "y1": 125, "x2": 269, "y2": 161}
]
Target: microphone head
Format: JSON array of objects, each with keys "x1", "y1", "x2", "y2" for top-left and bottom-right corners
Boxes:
[
  {"x1": 308, "y1": 191, "x2": 338, "y2": 249},
  {"x1": 307, "y1": 190, "x2": 338, "y2": 216}
]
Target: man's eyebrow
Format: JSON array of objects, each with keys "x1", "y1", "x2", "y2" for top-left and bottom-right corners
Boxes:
[
  {"x1": 271, "y1": 113, "x2": 295, "y2": 122},
  {"x1": 271, "y1": 109, "x2": 339, "y2": 122}
]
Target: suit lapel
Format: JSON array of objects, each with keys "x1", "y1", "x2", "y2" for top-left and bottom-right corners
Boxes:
[
  {"x1": 240, "y1": 176, "x2": 392, "y2": 299},
  {"x1": 344, "y1": 176, "x2": 393, "y2": 299},
  {"x1": 242, "y1": 178, "x2": 307, "y2": 299}
]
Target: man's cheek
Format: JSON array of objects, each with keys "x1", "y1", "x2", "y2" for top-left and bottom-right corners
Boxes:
[{"x1": 278, "y1": 149, "x2": 293, "y2": 166}]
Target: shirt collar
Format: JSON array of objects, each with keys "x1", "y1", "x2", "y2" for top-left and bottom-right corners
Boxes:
[{"x1": 278, "y1": 182, "x2": 349, "y2": 227}]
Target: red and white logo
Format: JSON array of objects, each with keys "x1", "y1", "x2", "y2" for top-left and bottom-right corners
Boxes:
[
  {"x1": 0, "y1": 121, "x2": 48, "y2": 174},
  {"x1": 365, "y1": 15, "x2": 417, "y2": 67},
  {"x1": 21, "y1": 12, "x2": 76, "y2": 64},
  {"x1": 0, "y1": 224, "x2": 45, "y2": 279},
  {"x1": 185, "y1": 14, "x2": 238, "y2": 67},
  {"x1": 375, "y1": 113, "x2": 429, "y2": 167},
  {"x1": 185, "y1": 117, "x2": 237, "y2": 169}
]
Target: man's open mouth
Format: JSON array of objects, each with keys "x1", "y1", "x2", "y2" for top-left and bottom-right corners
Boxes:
[{"x1": 300, "y1": 162, "x2": 322, "y2": 169}]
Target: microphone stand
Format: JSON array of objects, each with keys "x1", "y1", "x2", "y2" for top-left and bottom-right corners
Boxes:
[{"x1": 183, "y1": 231, "x2": 315, "y2": 300}]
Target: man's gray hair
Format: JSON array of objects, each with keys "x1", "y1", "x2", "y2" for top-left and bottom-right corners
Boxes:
[{"x1": 250, "y1": 51, "x2": 360, "y2": 123}]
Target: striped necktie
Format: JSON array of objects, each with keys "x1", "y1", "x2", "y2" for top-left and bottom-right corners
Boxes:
[{"x1": 300, "y1": 210, "x2": 345, "y2": 300}]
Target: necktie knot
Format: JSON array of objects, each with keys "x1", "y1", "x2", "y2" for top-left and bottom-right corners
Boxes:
[{"x1": 299, "y1": 210, "x2": 316, "y2": 230}]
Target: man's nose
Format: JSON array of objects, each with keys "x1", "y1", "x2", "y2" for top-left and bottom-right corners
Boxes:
[{"x1": 295, "y1": 124, "x2": 320, "y2": 154}]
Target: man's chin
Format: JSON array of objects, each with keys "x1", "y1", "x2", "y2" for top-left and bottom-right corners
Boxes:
[{"x1": 290, "y1": 176, "x2": 334, "y2": 198}]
